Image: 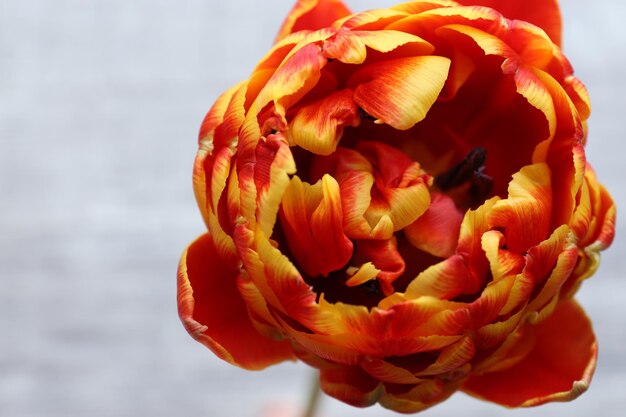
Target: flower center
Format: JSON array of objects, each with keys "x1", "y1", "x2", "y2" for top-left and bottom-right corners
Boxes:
[
  {"x1": 277, "y1": 140, "x2": 473, "y2": 308},
  {"x1": 434, "y1": 147, "x2": 493, "y2": 210}
]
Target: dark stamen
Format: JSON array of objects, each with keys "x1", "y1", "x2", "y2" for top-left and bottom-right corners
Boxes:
[
  {"x1": 469, "y1": 166, "x2": 493, "y2": 207},
  {"x1": 435, "y1": 147, "x2": 493, "y2": 208},
  {"x1": 360, "y1": 279, "x2": 381, "y2": 297},
  {"x1": 358, "y1": 107, "x2": 377, "y2": 121},
  {"x1": 435, "y1": 147, "x2": 487, "y2": 191}
]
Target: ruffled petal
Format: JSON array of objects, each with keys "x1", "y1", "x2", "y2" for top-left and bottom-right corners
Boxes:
[
  {"x1": 350, "y1": 55, "x2": 451, "y2": 130},
  {"x1": 405, "y1": 255, "x2": 471, "y2": 300},
  {"x1": 462, "y1": 299, "x2": 597, "y2": 407},
  {"x1": 279, "y1": 175, "x2": 353, "y2": 277},
  {"x1": 481, "y1": 229, "x2": 525, "y2": 281},
  {"x1": 456, "y1": 197, "x2": 499, "y2": 293},
  {"x1": 487, "y1": 163, "x2": 552, "y2": 253},
  {"x1": 379, "y1": 367, "x2": 469, "y2": 413},
  {"x1": 275, "y1": 0, "x2": 352, "y2": 43},
  {"x1": 453, "y1": 0, "x2": 562, "y2": 46},
  {"x1": 177, "y1": 234, "x2": 295, "y2": 370},
  {"x1": 320, "y1": 365, "x2": 383, "y2": 407},
  {"x1": 287, "y1": 89, "x2": 360, "y2": 155},
  {"x1": 323, "y1": 29, "x2": 434, "y2": 64}
]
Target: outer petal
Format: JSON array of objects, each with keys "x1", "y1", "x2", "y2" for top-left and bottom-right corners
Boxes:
[
  {"x1": 177, "y1": 234, "x2": 296, "y2": 370},
  {"x1": 462, "y1": 299, "x2": 597, "y2": 407},
  {"x1": 453, "y1": 0, "x2": 562, "y2": 46},
  {"x1": 275, "y1": 0, "x2": 352, "y2": 43}
]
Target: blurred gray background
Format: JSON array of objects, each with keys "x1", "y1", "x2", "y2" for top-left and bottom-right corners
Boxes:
[{"x1": 1, "y1": 1, "x2": 624, "y2": 416}]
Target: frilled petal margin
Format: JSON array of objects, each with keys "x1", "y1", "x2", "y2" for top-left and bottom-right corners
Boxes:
[
  {"x1": 454, "y1": 0, "x2": 562, "y2": 46},
  {"x1": 275, "y1": 0, "x2": 352, "y2": 43},
  {"x1": 462, "y1": 298, "x2": 596, "y2": 407},
  {"x1": 178, "y1": 233, "x2": 296, "y2": 369}
]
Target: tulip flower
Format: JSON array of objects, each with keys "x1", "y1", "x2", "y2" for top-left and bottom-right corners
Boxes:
[{"x1": 178, "y1": 0, "x2": 616, "y2": 413}]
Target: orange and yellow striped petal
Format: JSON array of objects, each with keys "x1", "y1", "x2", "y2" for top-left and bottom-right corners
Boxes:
[
  {"x1": 349, "y1": 55, "x2": 451, "y2": 130},
  {"x1": 488, "y1": 163, "x2": 552, "y2": 253},
  {"x1": 463, "y1": 299, "x2": 596, "y2": 407},
  {"x1": 320, "y1": 365, "x2": 383, "y2": 408},
  {"x1": 288, "y1": 89, "x2": 360, "y2": 155},
  {"x1": 279, "y1": 175, "x2": 353, "y2": 277}
]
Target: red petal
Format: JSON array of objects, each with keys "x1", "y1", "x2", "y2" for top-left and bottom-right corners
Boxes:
[
  {"x1": 462, "y1": 299, "x2": 597, "y2": 407},
  {"x1": 275, "y1": 0, "x2": 352, "y2": 43},
  {"x1": 177, "y1": 234, "x2": 296, "y2": 370},
  {"x1": 405, "y1": 192, "x2": 463, "y2": 258},
  {"x1": 454, "y1": 0, "x2": 562, "y2": 46}
]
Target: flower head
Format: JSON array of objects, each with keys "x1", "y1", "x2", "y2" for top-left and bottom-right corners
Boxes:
[{"x1": 178, "y1": 0, "x2": 615, "y2": 412}]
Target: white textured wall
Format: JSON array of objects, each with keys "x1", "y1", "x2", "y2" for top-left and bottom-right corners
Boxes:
[{"x1": 1, "y1": 1, "x2": 624, "y2": 416}]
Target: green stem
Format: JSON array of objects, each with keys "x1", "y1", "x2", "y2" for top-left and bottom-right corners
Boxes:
[{"x1": 302, "y1": 372, "x2": 322, "y2": 417}]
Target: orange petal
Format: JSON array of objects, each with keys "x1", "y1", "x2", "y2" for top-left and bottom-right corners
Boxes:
[
  {"x1": 453, "y1": 0, "x2": 563, "y2": 46},
  {"x1": 405, "y1": 192, "x2": 463, "y2": 258},
  {"x1": 462, "y1": 299, "x2": 597, "y2": 407},
  {"x1": 456, "y1": 197, "x2": 499, "y2": 293},
  {"x1": 275, "y1": 0, "x2": 352, "y2": 43},
  {"x1": 526, "y1": 225, "x2": 578, "y2": 314},
  {"x1": 320, "y1": 365, "x2": 383, "y2": 408},
  {"x1": 487, "y1": 163, "x2": 552, "y2": 253},
  {"x1": 177, "y1": 234, "x2": 295, "y2": 370},
  {"x1": 357, "y1": 141, "x2": 432, "y2": 232},
  {"x1": 361, "y1": 357, "x2": 425, "y2": 385},
  {"x1": 580, "y1": 165, "x2": 617, "y2": 250},
  {"x1": 279, "y1": 175, "x2": 353, "y2": 277},
  {"x1": 468, "y1": 274, "x2": 516, "y2": 327},
  {"x1": 379, "y1": 368, "x2": 469, "y2": 413},
  {"x1": 472, "y1": 322, "x2": 536, "y2": 374},
  {"x1": 198, "y1": 82, "x2": 242, "y2": 143},
  {"x1": 339, "y1": 169, "x2": 377, "y2": 238},
  {"x1": 287, "y1": 89, "x2": 360, "y2": 155},
  {"x1": 323, "y1": 29, "x2": 434, "y2": 64},
  {"x1": 355, "y1": 239, "x2": 405, "y2": 294},
  {"x1": 250, "y1": 42, "x2": 327, "y2": 120},
  {"x1": 255, "y1": 134, "x2": 298, "y2": 238},
  {"x1": 195, "y1": 83, "x2": 247, "y2": 224},
  {"x1": 481, "y1": 230, "x2": 525, "y2": 281},
  {"x1": 417, "y1": 336, "x2": 476, "y2": 376},
  {"x1": 474, "y1": 306, "x2": 525, "y2": 349},
  {"x1": 350, "y1": 55, "x2": 451, "y2": 130},
  {"x1": 405, "y1": 255, "x2": 471, "y2": 300}
]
